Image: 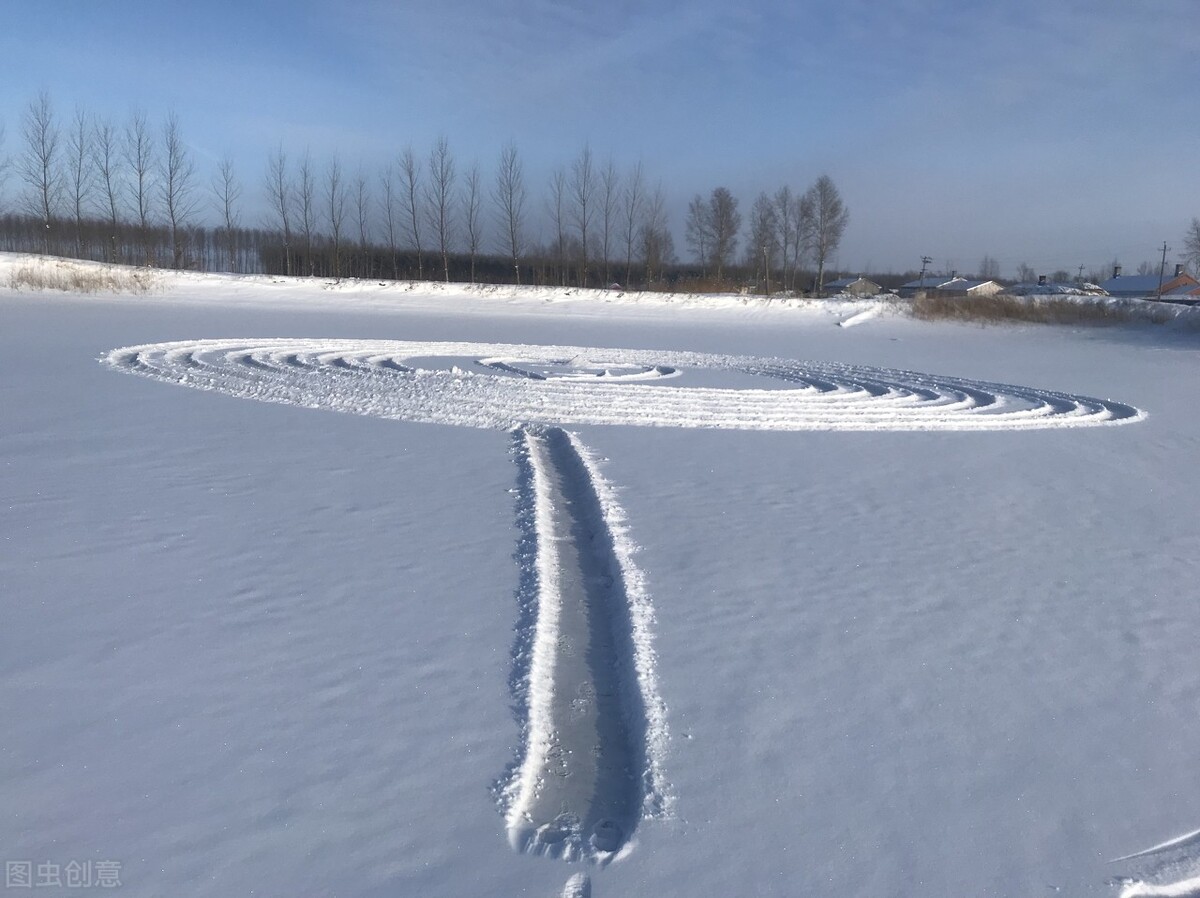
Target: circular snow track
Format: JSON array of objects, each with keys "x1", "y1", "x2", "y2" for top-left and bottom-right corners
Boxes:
[{"x1": 103, "y1": 339, "x2": 1143, "y2": 432}]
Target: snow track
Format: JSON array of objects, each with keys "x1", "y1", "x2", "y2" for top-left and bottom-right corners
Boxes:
[
  {"x1": 500, "y1": 427, "x2": 664, "y2": 865},
  {"x1": 103, "y1": 339, "x2": 1144, "y2": 433}
]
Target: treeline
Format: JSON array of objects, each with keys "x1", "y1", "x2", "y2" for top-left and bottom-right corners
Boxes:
[
  {"x1": 0, "y1": 212, "x2": 268, "y2": 273},
  {"x1": 257, "y1": 141, "x2": 678, "y2": 287},
  {"x1": 0, "y1": 91, "x2": 852, "y2": 293},
  {"x1": 684, "y1": 176, "x2": 850, "y2": 294}
]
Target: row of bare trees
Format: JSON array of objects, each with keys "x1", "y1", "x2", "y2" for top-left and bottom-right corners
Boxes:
[
  {"x1": 0, "y1": 92, "x2": 851, "y2": 291},
  {"x1": 0, "y1": 93, "x2": 676, "y2": 283},
  {"x1": 686, "y1": 176, "x2": 850, "y2": 294},
  {"x1": 0, "y1": 92, "x2": 227, "y2": 269},
  {"x1": 239, "y1": 138, "x2": 680, "y2": 286}
]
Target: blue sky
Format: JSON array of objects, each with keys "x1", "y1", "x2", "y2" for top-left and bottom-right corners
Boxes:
[{"x1": 2, "y1": 0, "x2": 1197, "y2": 276}]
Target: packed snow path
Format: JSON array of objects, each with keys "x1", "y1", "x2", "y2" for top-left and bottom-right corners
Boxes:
[
  {"x1": 501, "y1": 427, "x2": 664, "y2": 865},
  {"x1": 103, "y1": 339, "x2": 1143, "y2": 432}
]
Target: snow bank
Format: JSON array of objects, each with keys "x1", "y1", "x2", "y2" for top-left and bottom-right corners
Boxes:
[{"x1": 0, "y1": 251, "x2": 895, "y2": 320}]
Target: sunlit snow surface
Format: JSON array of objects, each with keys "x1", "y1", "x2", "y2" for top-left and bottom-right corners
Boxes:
[
  {"x1": 5, "y1": 269, "x2": 1200, "y2": 898},
  {"x1": 98, "y1": 336, "x2": 1153, "y2": 888}
]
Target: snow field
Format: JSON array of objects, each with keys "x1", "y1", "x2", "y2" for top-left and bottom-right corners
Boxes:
[
  {"x1": 96, "y1": 333, "x2": 1157, "y2": 894},
  {"x1": 4, "y1": 278, "x2": 1198, "y2": 897}
]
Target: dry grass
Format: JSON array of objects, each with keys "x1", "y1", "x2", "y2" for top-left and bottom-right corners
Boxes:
[
  {"x1": 665, "y1": 276, "x2": 740, "y2": 294},
  {"x1": 910, "y1": 292, "x2": 1180, "y2": 326},
  {"x1": 8, "y1": 259, "x2": 160, "y2": 294}
]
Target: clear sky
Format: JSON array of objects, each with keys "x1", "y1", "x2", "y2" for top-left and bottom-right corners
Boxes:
[{"x1": 2, "y1": 0, "x2": 1197, "y2": 276}]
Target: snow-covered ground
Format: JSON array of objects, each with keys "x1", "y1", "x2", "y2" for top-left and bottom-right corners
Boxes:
[{"x1": 4, "y1": 256, "x2": 1200, "y2": 897}]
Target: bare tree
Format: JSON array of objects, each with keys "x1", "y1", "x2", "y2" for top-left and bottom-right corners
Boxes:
[
  {"x1": 264, "y1": 146, "x2": 293, "y2": 275},
  {"x1": 978, "y1": 254, "x2": 1001, "y2": 280},
  {"x1": 598, "y1": 157, "x2": 619, "y2": 285},
  {"x1": 424, "y1": 137, "x2": 456, "y2": 282},
  {"x1": 492, "y1": 142, "x2": 526, "y2": 284},
  {"x1": 65, "y1": 107, "x2": 93, "y2": 257},
  {"x1": 684, "y1": 194, "x2": 712, "y2": 275},
  {"x1": 326, "y1": 155, "x2": 346, "y2": 277},
  {"x1": 462, "y1": 161, "x2": 482, "y2": 284},
  {"x1": 297, "y1": 151, "x2": 317, "y2": 275},
  {"x1": 210, "y1": 155, "x2": 241, "y2": 272},
  {"x1": 92, "y1": 117, "x2": 123, "y2": 261},
  {"x1": 786, "y1": 193, "x2": 805, "y2": 290},
  {"x1": 569, "y1": 145, "x2": 596, "y2": 286},
  {"x1": 160, "y1": 112, "x2": 197, "y2": 269},
  {"x1": 354, "y1": 168, "x2": 371, "y2": 277},
  {"x1": 0, "y1": 121, "x2": 8, "y2": 210},
  {"x1": 124, "y1": 109, "x2": 156, "y2": 263},
  {"x1": 18, "y1": 91, "x2": 62, "y2": 253},
  {"x1": 548, "y1": 167, "x2": 568, "y2": 286},
  {"x1": 1016, "y1": 262, "x2": 1037, "y2": 283},
  {"x1": 746, "y1": 192, "x2": 780, "y2": 293},
  {"x1": 1184, "y1": 218, "x2": 1200, "y2": 275},
  {"x1": 708, "y1": 187, "x2": 740, "y2": 282},
  {"x1": 620, "y1": 162, "x2": 645, "y2": 287},
  {"x1": 639, "y1": 185, "x2": 673, "y2": 286},
  {"x1": 800, "y1": 175, "x2": 848, "y2": 294},
  {"x1": 774, "y1": 186, "x2": 799, "y2": 291},
  {"x1": 398, "y1": 147, "x2": 424, "y2": 278},
  {"x1": 379, "y1": 163, "x2": 400, "y2": 279}
]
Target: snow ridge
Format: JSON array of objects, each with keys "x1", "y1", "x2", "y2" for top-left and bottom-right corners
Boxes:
[
  {"x1": 565, "y1": 430, "x2": 672, "y2": 824},
  {"x1": 102, "y1": 339, "x2": 1145, "y2": 432},
  {"x1": 1118, "y1": 876, "x2": 1200, "y2": 898},
  {"x1": 1112, "y1": 827, "x2": 1200, "y2": 897},
  {"x1": 1114, "y1": 828, "x2": 1200, "y2": 864}
]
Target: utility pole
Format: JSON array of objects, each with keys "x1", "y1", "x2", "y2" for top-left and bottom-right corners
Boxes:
[
  {"x1": 1077, "y1": 264, "x2": 1085, "y2": 283},
  {"x1": 1157, "y1": 241, "x2": 1170, "y2": 298},
  {"x1": 918, "y1": 256, "x2": 932, "y2": 291}
]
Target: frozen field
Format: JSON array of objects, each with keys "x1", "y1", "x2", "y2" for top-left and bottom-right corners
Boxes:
[{"x1": 3, "y1": 262, "x2": 1200, "y2": 897}]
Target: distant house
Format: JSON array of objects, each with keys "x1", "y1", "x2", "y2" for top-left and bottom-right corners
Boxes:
[
  {"x1": 930, "y1": 278, "x2": 1004, "y2": 298},
  {"x1": 1006, "y1": 275, "x2": 1107, "y2": 296},
  {"x1": 824, "y1": 276, "x2": 883, "y2": 297},
  {"x1": 898, "y1": 274, "x2": 1002, "y2": 298},
  {"x1": 1100, "y1": 265, "x2": 1200, "y2": 299},
  {"x1": 898, "y1": 274, "x2": 958, "y2": 297}
]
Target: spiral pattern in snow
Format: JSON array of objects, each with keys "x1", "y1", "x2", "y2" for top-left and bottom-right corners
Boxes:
[{"x1": 103, "y1": 339, "x2": 1143, "y2": 432}]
